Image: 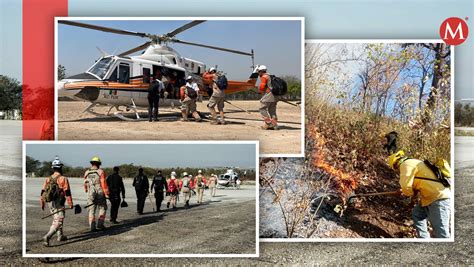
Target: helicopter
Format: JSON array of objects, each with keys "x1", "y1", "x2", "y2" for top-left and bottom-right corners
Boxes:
[
  {"x1": 216, "y1": 168, "x2": 242, "y2": 189},
  {"x1": 57, "y1": 20, "x2": 260, "y2": 121}
]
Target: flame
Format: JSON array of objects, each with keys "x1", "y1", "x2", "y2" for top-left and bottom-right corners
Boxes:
[{"x1": 309, "y1": 126, "x2": 358, "y2": 196}]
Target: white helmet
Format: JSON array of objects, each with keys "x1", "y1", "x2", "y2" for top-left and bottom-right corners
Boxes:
[
  {"x1": 198, "y1": 170, "x2": 202, "y2": 174},
  {"x1": 183, "y1": 172, "x2": 188, "y2": 177},
  {"x1": 51, "y1": 156, "x2": 63, "y2": 169},
  {"x1": 186, "y1": 75, "x2": 193, "y2": 81},
  {"x1": 256, "y1": 65, "x2": 267, "y2": 72},
  {"x1": 171, "y1": 171, "x2": 177, "y2": 177},
  {"x1": 209, "y1": 67, "x2": 217, "y2": 73}
]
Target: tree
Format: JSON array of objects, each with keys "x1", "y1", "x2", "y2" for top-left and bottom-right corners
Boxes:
[
  {"x1": 58, "y1": 65, "x2": 67, "y2": 80},
  {"x1": 26, "y1": 156, "x2": 40, "y2": 174},
  {"x1": 281, "y1": 75, "x2": 301, "y2": 99},
  {"x1": 0, "y1": 75, "x2": 22, "y2": 111}
]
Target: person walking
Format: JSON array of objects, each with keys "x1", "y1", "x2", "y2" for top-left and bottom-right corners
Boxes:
[
  {"x1": 84, "y1": 156, "x2": 110, "y2": 231},
  {"x1": 204, "y1": 67, "x2": 226, "y2": 125},
  {"x1": 132, "y1": 168, "x2": 149, "y2": 215},
  {"x1": 150, "y1": 170, "x2": 167, "y2": 212},
  {"x1": 207, "y1": 174, "x2": 217, "y2": 197},
  {"x1": 40, "y1": 157, "x2": 74, "y2": 246},
  {"x1": 106, "y1": 166, "x2": 125, "y2": 224},
  {"x1": 257, "y1": 65, "x2": 279, "y2": 130},
  {"x1": 166, "y1": 172, "x2": 179, "y2": 210},
  {"x1": 147, "y1": 75, "x2": 164, "y2": 122},
  {"x1": 179, "y1": 172, "x2": 192, "y2": 208},
  {"x1": 195, "y1": 170, "x2": 206, "y2": 204}
]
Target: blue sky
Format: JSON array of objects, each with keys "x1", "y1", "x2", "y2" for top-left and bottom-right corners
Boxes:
[
  {"x1": 0, "y1": 0, "x2": 472, "y2": 97},
  {"x1": 26, "y1": 143, "x2": 257, "y2": 168},
  {"x1": 58, "y1": 20, "x2": 302, "y2": 80}
]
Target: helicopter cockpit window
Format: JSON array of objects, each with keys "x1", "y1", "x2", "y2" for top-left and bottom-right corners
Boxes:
[
  {"x1": 108, "y1": 67, "x2": 118, "y2": 82},
  {"x1": 118, "y1": 63, "x2": 130, "y2": 84},
  {"x1": 88, "y1": 57, "x2": 114, "y2": 80}
]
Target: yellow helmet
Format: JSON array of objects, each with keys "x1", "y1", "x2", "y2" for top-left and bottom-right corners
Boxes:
[
  {"x1": 387, "y1": 150, "x2": 405, "y2": 170},
  {"x1": 90, "y1": 156, "x2": 101, "y2": 164}
]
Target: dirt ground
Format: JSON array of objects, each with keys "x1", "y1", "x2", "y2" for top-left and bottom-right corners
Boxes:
[
  {"x1": 57, "y1": 100, "x2": 302, "y2": 155},
  {"x1": 25, "y1": 178, "x2": 256, "y2": 255}
]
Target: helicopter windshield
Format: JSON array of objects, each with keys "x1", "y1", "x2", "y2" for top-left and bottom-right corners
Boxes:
[{"x1": 87, "y1": 57, "x2": 114, "y2": 80}]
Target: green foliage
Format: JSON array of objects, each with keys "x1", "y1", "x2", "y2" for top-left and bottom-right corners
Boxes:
[
  {"x1": 26, "y1": 157, "x2": 256, "y2": 181},
  {"x1": 455, "y1": 103, "x2": 474, "y2": 127},
  {"x1": 58, "y1": 65, "x2": 66, "y2": 80},
  {"x1": 0, "y1": 75, "x2": 22, "y2": 111}
]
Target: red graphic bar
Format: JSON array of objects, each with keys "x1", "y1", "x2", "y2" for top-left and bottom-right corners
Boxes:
[{"x1": 22, "y1": 0, "x2": 68, "y2": 140}]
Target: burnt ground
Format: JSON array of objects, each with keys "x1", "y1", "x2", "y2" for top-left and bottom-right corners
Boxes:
[{"x1": 260, "y1": 158, "x2": 421, "y2": 239}]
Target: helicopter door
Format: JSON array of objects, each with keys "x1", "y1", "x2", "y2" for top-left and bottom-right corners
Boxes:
[{"x1": 118, "y1": 63, "x2": 130, "y2": 84}]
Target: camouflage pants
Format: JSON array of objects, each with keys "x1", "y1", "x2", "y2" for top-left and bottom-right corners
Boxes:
[
  {"x1": 88, "y1": 195, "x2": 107, "y2": 230},
  {"x1": 45, "y1": 201, "x2": 65, "y2": 239},
  {"x1": 259, "y1": 93, "x2": 278, "y2": 119},
  {"x1": 197, "y1": 188, "x2": 204, "y2": 203},
  {"x1": 181, "y1": 187, "x2": 191, "y2": 202}
]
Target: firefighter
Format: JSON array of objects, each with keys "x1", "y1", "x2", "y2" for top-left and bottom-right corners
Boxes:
[
  {"x1": 179, "y1": 172, "x2": 192, "y2": 208},
  {"x1": 207, "y1": 174, "x2": 217, "y2": 197},
  {"x1": 147, "y1": 75, "x2": 164, "y2": 122},
  {"x1": 166, "y1": 172, "x2": 180, "y2": 210},
  {"x1": 180, "y1": 76, "x2": 201, "y2": 122},
  {"x1": 387, "y1": 150, "x2": 451, "y2": 238},
  {"x1": 84, "y1": 156, "x2": 110, "y2": 232},
  {"x1": 204, "y1": 67, "x2": 226, "y2": 125},
  {"x1": 132, "y1": 168, "x2": 149, "y2": 215},
  {"x1": 150, "y1": 170, "x2": 167, "y2": 212},
  {"x1": 195, "y1": 170, "x2": 206, "y2": 204},
  {"x1": 257, "y1": 65, "x2": 279, "y2": 130},
  {"x1": 40, "y1": 157, "x2": 74, "y2": 246},
  {"x1": 106, "y1": 166, "x2": 125, "y2": 224}
]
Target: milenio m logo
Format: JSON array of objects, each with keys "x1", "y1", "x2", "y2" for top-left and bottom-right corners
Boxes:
[{"x1": 440, "y1": 17, "x2": 469, "y2": 46}]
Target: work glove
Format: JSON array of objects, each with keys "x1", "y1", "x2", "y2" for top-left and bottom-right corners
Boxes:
[{"x1": 40, "y1": 198, "x2": 45, "y2": 211}]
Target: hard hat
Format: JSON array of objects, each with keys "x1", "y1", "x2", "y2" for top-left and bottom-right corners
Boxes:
[
  {"x1": 186, "y1": 75, "x2": 193, "y2": 81},
  {"x1": 256, "y1": 65, "x2": 267, "y2": 72},
  {"x1": 198, "y1": 170, "x2": 202, "y2": 174},
  {"x1": 387, "y1": 150, "x2": 406, "y2": 170},
  {"x1": 183, "y1": 172, "x2": 188, "y2": 177},
  {"x1": 171, "y1": 171, "x2": 177, "y2": 177},
  {"x1": 90, "y1": 156, "x2": 101, "y2": 164},
  {"x1": 51, "y1": 156, "x2": 63, "y2": 169},
  {"x1": 121, "y1": 199, "x2": 128, "y2": 208},
  {"x1": 209, "y1": 67, "x2": 216, "y2": 72},
  {"x1": 74, "y1": 204, "x2": 82, "y2": 214}
]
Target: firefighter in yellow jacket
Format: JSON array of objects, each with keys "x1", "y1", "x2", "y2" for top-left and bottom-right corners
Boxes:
[
  {"x1": 40, "y1": 157, "x2": 74, "y2": 246},
  {"x1": 387, "y1": 150, "x2": 451, "y2": 238},
  {"x1": 84, "y1": 156, "x2": 110, "y2": 231}
]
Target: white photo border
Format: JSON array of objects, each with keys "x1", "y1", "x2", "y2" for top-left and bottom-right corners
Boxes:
[{"x1": 22, "y1": 140, "x2": 260, "y2": 257}]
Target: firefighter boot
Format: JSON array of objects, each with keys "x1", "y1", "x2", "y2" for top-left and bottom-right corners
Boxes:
[
  {"x1": 271, "y1": 118, "x2": 279, "y2": 130},
  {"x1": 57, "y1": 229, "x2": 68, "y2": 242},
  {"x1": 42, "y1": 228, "x2": 56, "y2": 247},
  {"x1": 181, "y1": 111, "x2": 188, "y2": 121},
  {"x1": 192, "y1": 112, "x2": 202, "y2": 122},
  {"x1": 261, "y1": 117, "x2": 274, "y2": 130}
]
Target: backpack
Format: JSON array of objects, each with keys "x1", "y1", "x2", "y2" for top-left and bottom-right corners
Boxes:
[
  {"x1": 185, "y1": 86, "x2": 198, "y2": 99},
  {"x1": 182, "y1": 178, "x2": 190, "y2": 188},
  {"x1": 421, "y1": 159, "x2": 452, "y2": 188},
  {"x1": 216, "y1": 75, "x2": 228, "y2": 90},
  {"x1": 42, "y1": 175, "x2": 60, "y2": 202},
  {"x1": 196, "y1": 176, "x2": 203, "y2": 187},
  {"x1": 269, "y1": 75, "x2": 287, "y2": 96},
  {"x1": 168, "y1": 179, "x2": 178, "y2": 192},
  {"x1": 86, "y1": 169, "x2": 103, "y2": 197}
]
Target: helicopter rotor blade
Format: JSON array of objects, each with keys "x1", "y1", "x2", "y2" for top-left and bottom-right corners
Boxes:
[
  {"x1": 165, "y1": 20, "x2": 206, "y2": 38},
  {"x1": 118, "y1": 41, "x2": 152, "y2": 57},
  {"x1": 173, "y1": 39, "x2": 253, "y2": 57},
  {"x1": 59, "y1": 20, "x2": 149, "y2": 38}
]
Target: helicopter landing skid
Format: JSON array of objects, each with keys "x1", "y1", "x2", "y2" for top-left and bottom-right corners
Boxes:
[{"x1": 83, "y1": 102, "x2": 109, "y2": 118}]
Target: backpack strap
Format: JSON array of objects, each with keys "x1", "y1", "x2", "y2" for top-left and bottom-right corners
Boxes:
[{"x1": 414, "y1": 176, "x2": 445, "y2": 184}]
